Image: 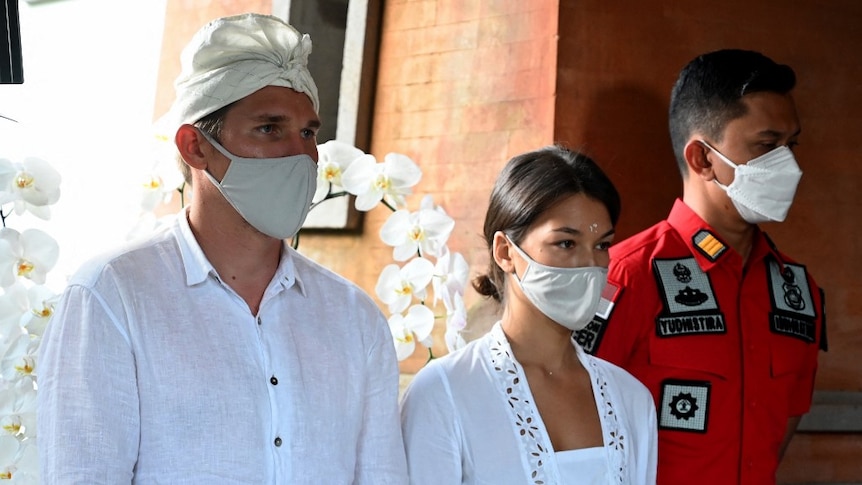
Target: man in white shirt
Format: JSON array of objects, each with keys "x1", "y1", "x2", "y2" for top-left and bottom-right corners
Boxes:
[{"x1": 37, "y1": 13, "x2": 407, "y2": 484}]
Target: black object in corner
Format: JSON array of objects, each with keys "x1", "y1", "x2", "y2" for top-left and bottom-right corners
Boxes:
[{"x1": 1, "y1": 0, "x2": 24, "y2": 84}]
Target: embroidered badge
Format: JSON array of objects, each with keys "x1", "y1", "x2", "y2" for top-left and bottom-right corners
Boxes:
[
  {"x1": 575, "y1": 282, "x2": 620, "y2": 354},
  {"x1": 692, "y1": 230, "x2": 727, "y2": 261},
  {"x1": 653, "y1": 258, "x2": 726, "y2": 337},
  {"x1": 766, "y1": 260, "x2": 817, "y2": 343},
  {"x1": 659, "y1": 379, "x2": 710, "y2": 433}
]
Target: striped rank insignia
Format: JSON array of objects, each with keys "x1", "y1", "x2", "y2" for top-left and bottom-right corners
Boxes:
[{"x1": 692, "y1": 230, "x2": 727, "y2": 262}]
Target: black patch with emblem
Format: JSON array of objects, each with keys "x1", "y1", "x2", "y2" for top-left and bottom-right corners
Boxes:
[
  {"x1": 652, "y1": 257, "x2": 726, "y2": 338},
  {"x1": 575, "y1": 282, "x2": 621, "y2": 354},
  {"x1": 659, "y1": 379, "x2": 711, "y2": 433},
  {"x1": 766, "y1": 259, "x2": 817, "y2": 343}
]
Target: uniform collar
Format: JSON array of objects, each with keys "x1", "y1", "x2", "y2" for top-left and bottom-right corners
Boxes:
[{"x1": 666, "y1": 199, "x2": 782, "y2": 272}]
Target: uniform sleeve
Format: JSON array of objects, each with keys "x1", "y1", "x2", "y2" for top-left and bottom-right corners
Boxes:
[
  {"x1": 592, "y1": 257, "x2": 658, "y2": 368},
  {"x1": 787, "y1": 280, "x2": 825, "y2": 417},
  {"x1": 400, "y1": 363, "x2": 463, "y2": 485},
  {"x1": 354, "y1": 312, "x2": 409, "y2": 484},
  {"x1": 37, "y1": 284, "x2": 139, "y2": 484}
]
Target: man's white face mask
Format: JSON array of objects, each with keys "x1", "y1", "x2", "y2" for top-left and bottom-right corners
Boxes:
[
  {"x1": 199, "y1": 130, "x2": 317, "y2": 239},
  {"x1": 702, "y1": 141, "x2": 803, "y2": 224}
]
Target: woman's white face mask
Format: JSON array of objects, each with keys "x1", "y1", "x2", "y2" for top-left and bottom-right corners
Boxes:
[
  {"x1": 199, "y1": 130, "x2": 317, "y2": 239},
  {"x1": 702, "y1": 141, "x2": 803, "y2": 224},
  {"x1": 507, "y1": 236, "x2": 607, "y2": 332}
]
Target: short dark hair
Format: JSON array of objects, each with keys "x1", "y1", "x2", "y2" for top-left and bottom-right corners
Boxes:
[
  {"x1": 472, "y1": 145, "x2": 621, "y2": 302},
  {"x1": 668, "y1": 49, "x2": 796, "y2": 175}
]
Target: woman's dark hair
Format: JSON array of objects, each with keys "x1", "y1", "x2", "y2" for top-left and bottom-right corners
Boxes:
[{"x1": 472, "y1": 145, "x2": 620, "y2": 302}]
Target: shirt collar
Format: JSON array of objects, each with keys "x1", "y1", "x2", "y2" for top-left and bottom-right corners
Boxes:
[{"x1": 173, "y1": 207, "x2": 306, "y2": 296}]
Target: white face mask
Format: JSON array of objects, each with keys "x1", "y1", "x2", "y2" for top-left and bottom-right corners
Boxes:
[
  {"x1": 507, "y1": 236, "x2": 608, "y2": 332},
  {"x1": 702, "y1": 141, "x2": 803, "y2": 224},
  {"x1": 199, "y1": 131, "x2": 317, "y2": 239}
]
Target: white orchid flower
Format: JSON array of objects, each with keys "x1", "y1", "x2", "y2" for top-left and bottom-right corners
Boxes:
[
  {"x1": 379, "y1": 203, "x2": 455, "y2": 261},
  {"x1": 432, "y1": 246, "x2": 469, "y2": 308},
  {"x1": 314, "y1": 140, "x2": 365, "y2": 203},
  {"x1": 0, "y1": 435, "x2": 20, "y2": 479},
  {"x1": 0, "y1": 282, "x2": 59, "y2": 342},
  {"x1": 375, "y1": 257, "x2": 435, "y2": 314},
  {"x1": 0, "y1": 334, "x2": 37, "y2": 385},
  {"x1": 0, "y1": 157, "x2": 61, "y2": 220},
  {"x1": 0, "y1": 228, "x2": 59, "y2": 288},
  {"x1": 0, "y1": 378, "x2": 37, "y2": 420},
  {"x1": 21, "y1": 285, "x2": 58, "y2": 339},
  {"x1": 139, "y1": 163, "x2": 184, "y2": 213},
  {"x1": 444, "y1": 292, "x2": 468, "y2": 352},
  {"x1": 0, "y1": 435, "x2": 37, "y2": 482},
  {"x1": 0, "y1": 160, "x2": 17, "y2": 203},
  {"x1": 139, "y1": 120, "x2": 185, "y2": 213},
  {"x1": 387, "y1": 304, "x2": 435, "y2": 361},
  {"x1": 341, "y1": 152, "x2": 422, "y2": 211},
  {"x1": 0, "y1": 284, "x2": 29, "y2": 342}
]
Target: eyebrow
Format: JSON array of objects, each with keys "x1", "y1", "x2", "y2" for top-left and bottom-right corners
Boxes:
[
  {"x1": 251, "y1": 114, "x2": 322, "y2": 129},
  {"x1": 758, "y1": 127, "x2": 802, "y2": 139}
]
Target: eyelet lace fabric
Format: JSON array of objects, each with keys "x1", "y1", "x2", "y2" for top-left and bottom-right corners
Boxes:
[{"x1": 486, "y1": 324, "x2": 627, "y2": 484}]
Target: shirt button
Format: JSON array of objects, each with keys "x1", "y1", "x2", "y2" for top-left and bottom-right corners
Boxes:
[
  {"x1": 274, "y1": 437, "x2": 282, "y2": 447},
  {"x1": 270, "y1": 376, "x2": 278, "y2": 385},
  {"x1": 257, "y1": 317, "x2": 262, "y2": 326}
]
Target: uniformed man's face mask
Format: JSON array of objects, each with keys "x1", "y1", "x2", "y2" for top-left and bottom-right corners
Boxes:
[
  {"x1": 702, "y1": 141, "x2": 803, "y2": 224},
  {"x1": 199, "y1": 130, "x2": 317, "y2": 239},
  {"x1": 507, "y1": 236, "x2": 607, "y2": 332}
]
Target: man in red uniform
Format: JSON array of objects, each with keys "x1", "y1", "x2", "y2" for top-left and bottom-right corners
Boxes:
[{"x1": 576, "y1": 49, "x2": 827, "y2": 484}]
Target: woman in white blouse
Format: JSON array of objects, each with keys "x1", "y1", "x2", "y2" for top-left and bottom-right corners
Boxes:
[{"x1": 400, "y1": 146, "x2": 657, "y2": 484}]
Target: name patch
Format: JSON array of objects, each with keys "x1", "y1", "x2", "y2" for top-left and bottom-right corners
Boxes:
[
  {"x1": 653, "y1": 257, "x2": 725, "y2": 338},
  {"x1": 656, "y1": 314, "x2": 726, "y2": 337},
  {"x1": 766, "y1": 260, "x2": 817, "y2": 343}
]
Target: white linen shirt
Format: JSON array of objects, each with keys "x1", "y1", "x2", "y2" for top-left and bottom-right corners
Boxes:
[
  {"x1": 400, "y1": 322, "x2": 657, "y2": 484},
  {"x1": 37, "y1": 210, "x2": 408, "y2": 484}
]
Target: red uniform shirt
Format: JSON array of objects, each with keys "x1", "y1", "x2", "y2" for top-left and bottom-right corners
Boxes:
[{"x1": 577, "y1": 199, "x2": 825, "y2": 485}]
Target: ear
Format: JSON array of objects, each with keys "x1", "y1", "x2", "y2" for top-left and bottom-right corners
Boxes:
[
  {"x1": 175, "y1": 124, "x2": 209, "y2": 171},
  {"x1": 683, "y1": 138, "x2": 716, "y2": 182},
  {"x1": 492, "y1": 231, "x2": 516, "y2": 274}
]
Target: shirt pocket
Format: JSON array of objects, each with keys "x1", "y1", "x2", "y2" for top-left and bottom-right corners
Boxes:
[
  {"x1": 769, "y1": 334, "x2": 812, "y2": 378},
  {"x1": 648, "y1": 334, "x2": 732, "y2": 379}
]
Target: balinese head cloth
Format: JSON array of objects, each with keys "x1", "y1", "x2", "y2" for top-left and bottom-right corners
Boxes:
[{"x1": 169, "y1": 13, "x2": 320, "y2": 130}]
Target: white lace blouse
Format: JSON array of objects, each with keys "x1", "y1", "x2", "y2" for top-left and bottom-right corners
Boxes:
[{"x1": 400, "y1": 322, "x2": 657, "y2": 484}]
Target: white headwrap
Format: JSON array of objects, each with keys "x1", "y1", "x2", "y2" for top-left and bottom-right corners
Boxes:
[{"x1": 169, "y1": 13, "x2": 320, "y2": 130}]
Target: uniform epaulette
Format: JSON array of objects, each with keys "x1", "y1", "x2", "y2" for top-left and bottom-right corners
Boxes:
[{"x1": 692, "y1": 229, "x2": 727, "y2": 262}]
